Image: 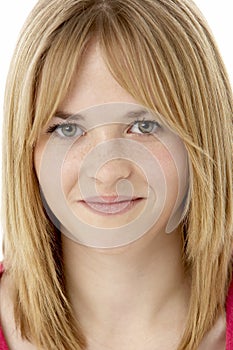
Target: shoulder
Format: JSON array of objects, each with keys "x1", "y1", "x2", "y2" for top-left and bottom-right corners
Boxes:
[
  {"x1": 198, "y1": 313, "x2": 226, "y2": 350},
  {"x1": 196, "y1": 276, "x2": 233, "y2": 350},
  {"x1": 0, "y1": 263, "x2": 36, "y2": 350}
]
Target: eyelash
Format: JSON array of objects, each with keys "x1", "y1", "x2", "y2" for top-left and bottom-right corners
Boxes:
[
  {"x1": 45, "y1": 118, "x2": 161, "y2": 138},
  {"x1": 46, "y1": 122, "x2": 85, "y2": 137},
  {"x1": 129, "y1": 118, "x2": 161, "y2": 135}
]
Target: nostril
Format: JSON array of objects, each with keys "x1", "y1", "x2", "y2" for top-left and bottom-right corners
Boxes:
[{"x1": 89, "y1": 159, "x2": 133, "y2": 185}]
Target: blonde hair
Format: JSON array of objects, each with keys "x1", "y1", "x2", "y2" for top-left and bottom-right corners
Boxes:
[{"x1": 2, "y1": 0, "x2": 233, "y2": 349}]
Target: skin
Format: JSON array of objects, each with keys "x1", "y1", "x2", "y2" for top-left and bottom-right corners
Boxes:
[{"x1": 0, "y1": 41, "x2": 226, "y2": 349}]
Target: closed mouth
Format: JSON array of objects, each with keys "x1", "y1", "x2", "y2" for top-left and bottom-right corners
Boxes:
[{"x1": 79, "y1": 196, "x2": 145, "y2": 215}]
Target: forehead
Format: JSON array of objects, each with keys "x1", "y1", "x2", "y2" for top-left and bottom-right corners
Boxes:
[{"x1": 57, "y1": 41, "x2": 138, "y2": 112}]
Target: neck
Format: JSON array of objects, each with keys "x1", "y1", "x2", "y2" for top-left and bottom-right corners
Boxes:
[{"x1": 61, "y1": 225, "x2": 190, "y2": 347}]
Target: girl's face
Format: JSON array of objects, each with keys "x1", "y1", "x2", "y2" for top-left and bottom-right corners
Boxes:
[{"x1": 34, "y1": 42, "x2": 190, "y2": 249}]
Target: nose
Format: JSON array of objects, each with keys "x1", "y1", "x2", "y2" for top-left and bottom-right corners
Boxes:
[
  {"x1": 85, "y1": 125, "x2": 134, "y2": 189},
  {"x1": 94, "y1": 158, "x2": 133, "y2": 187}
]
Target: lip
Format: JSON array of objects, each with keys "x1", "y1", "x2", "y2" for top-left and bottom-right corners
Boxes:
[{"x1": 78, "y1": 196, "x2": 145, "y2": 215}]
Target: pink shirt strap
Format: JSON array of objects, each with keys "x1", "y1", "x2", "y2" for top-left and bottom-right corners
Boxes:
[
  {"x1": 226, "y1": 275, "x2": 233, "y2": 349},
  {"x1": 0, "y1": 328, "x2": 9, "y2": 350},
  {"x1": 0, "y1": 263, "x2": 9, "y2": 350}
]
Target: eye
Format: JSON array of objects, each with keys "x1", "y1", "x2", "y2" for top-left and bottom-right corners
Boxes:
[
  {"x1": 46, "y1": 123, "x2": 85, "y2": 138},
  {"x1": 57, "y1": 124, "x2": 82, "y2": 138},
  {"x1": 128, "y1": 120, "x2": 161, "y2": 135}
]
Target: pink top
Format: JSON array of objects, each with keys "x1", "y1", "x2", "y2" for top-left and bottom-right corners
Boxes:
[
  {"x1": 1, "y1": 262, "x2": 233, "y2": 349},
  {"x1": 226, "y1": 274, "x2": 233, "y2": 349},
  {"x1": 0, "y1": 264, "x2": 8, "y2": 350}
]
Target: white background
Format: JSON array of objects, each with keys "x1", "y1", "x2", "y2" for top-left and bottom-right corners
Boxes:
[{"x1": 0, "y1": 1, "x2": 232, "y2": 259}]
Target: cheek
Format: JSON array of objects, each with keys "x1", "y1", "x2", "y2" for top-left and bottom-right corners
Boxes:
[
  {"x1": 146, "y1": 139, "x2": 188, "y2": 201},
  {"x1": 158, "y1": 148, "x2": 179, "y2": 198},
  {"x1": 61, "y1": 145, "x2": 88, "y2": 196},
  {"x1": 34, "y1": 136, "x2": 90, "y2": 197},
  {"x1": 147, "y1": 141, "x2": 178, "y2": 177}
]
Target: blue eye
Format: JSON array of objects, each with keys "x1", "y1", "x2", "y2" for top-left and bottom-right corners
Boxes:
[
  {"x1": 128, "y1": 120, "x2": 161, "y2": 134},
  {"x1": 46, "y1": 123, "x2": 85, "y2": 138}
]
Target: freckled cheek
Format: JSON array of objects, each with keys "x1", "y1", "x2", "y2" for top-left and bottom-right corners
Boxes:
[
  {"x1": 149, "y1": 144, "x2": 180, "y2": 196},
  {"x1": 60, "y1": 141, "x2": 181, "y2": 197},
  {"x1": 157, "y1": 148, "x2": 177, "y2": 174},
  {"x1": 61, "y1": 146, "x2": 87, "y2": 196}
]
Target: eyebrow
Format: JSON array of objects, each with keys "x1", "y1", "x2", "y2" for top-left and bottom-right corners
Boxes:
[
  {"x1": 53, "y1": 108, "x2": 150, "y2": 121},
  {"x1": 53, "y1": 111, "x2": 85, "y2": 121}
]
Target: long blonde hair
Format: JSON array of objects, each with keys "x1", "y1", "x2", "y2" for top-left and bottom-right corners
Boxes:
[{"x1": 2, "y1": 0, "x2": 233, "y2": 349}]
